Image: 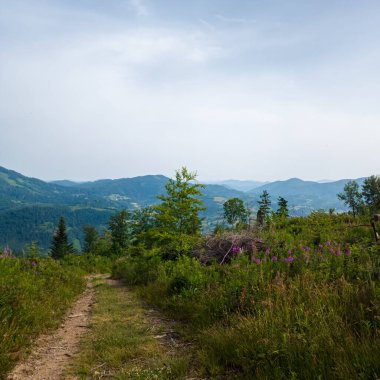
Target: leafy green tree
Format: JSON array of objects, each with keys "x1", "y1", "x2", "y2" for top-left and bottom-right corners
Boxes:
[
  {"x1": 362, "y1": 175, "x2": 380, "y2": 214},
  {"x1": 83, "y1": 225, "x2": 99, "y2": 253},
  {"x1": 108, "y1": 210, "x2": 131, "y2": 255},
  {"x1": 152, "y1": 167, "x2": 205, "y2": 259},
  {"x1": 276, "y1": 196, "x2": 289, "y2": 218},
  {"x1": 154, "y1": 167, "x2": 205, "y2": 235},
  {"x1": 337, "y1": 180, "x2": 363, "y2": 217},
  {"x1": 50, "y1": 216, "x2": 73, "y2": 259},
  {"x1": 257, "y1": 190, "x2": 271, "y2": 225},
  {"x1": 223, "y1": 198, "x2": 249, "y2": 226}
]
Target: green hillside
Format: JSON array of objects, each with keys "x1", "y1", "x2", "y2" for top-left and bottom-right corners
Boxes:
[{"x1": 0, "y1": 166, "x2": 361, "y2": 251}]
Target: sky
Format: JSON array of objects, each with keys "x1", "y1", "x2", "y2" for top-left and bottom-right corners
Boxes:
[{"x1": 0, "y1": 0, "x2": 379, "y2": 182}]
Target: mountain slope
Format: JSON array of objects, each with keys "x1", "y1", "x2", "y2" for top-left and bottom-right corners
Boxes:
[
  {"x1": 0, "y1": 166, "x2": 364, "y2": 250},
  {"x1": 249, "y1": 178, "x2": 365, "y2": 214}
]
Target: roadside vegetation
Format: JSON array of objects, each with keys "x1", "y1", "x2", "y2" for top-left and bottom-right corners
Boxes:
[{"x1": 0, "y1": 245, "x2": 112, "y2": 378}]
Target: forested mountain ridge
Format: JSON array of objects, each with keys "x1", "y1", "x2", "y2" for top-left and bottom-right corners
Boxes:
[
  {"x1": 0, "y1": 166, "x2": 361, "y2": 251},
  {"x1": 0, "y1": 166, "x2": 244, "y2": 250}
]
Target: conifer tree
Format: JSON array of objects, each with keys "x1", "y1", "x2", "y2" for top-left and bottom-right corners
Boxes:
[
  {"x1": 276, "y1": 196, "x2": 289, "y2": 218},
  {"x1": 257, "y1": 190, "x2": 271, "y2": 225},
  {"x1": 50, "y1": 217, "x2": 73, "y2": 259}
]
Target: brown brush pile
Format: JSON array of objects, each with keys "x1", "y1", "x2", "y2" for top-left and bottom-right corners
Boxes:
[{"x1": 193, "y1": 231, "x2": 266, "y2": 264}]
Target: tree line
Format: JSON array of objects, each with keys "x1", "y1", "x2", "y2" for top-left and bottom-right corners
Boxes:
[{"x1": 49, "y1": 170, "x2": 380, "y2": 260}]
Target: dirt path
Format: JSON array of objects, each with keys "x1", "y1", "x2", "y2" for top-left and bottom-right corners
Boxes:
[{"x1": 7, "y1": 275, "x2": 106, "y2": 380}]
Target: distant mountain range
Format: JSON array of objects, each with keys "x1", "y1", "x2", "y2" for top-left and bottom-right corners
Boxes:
[{"x1": 0, "y1": 166, "x2": 366, "y2": 251}]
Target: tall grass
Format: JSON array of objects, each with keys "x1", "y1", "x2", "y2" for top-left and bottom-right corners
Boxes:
[
  {"x1": 0, "y1": 256, "x2": 85, "y2": 378},
  {"x1": 114, "y1": 213, "x2": 380, "y2": 379}
]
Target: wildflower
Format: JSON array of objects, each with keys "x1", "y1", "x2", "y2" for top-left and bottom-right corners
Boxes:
[
  {"x1": 255, "y1": 258, "x2": 261, "y2": 265},
  {"x1": 272, "y1": 256, "x2": 278, "y2": 262},
  {"x1": 265, "y1": 248, "x2": 270, "y2": 255},
  {"x1": 336, "y1": 250, "x2": 341, "y2": 257},
  {"x1": 326, "y1": 241, "x2": 331, "y2": 246},
  {"x1": 287, "y1": 256, "x2": 294, "y2": 263},
  {"x1": 318, "y1": 244, "x2": 323, "y2": 249},
  {"x1": 1, "y1": 246, "x2": 12, "y2": 258},
  {"x1": 287, "y1": 249, "x2": 292, "y2": 255},
  {"x1": 346, "y1": 248, "x2": 351, "y2": 256},
  {"x1": 301, "y1": 247, "x2": 306, "y2": 252},
  {"x1": 231, "y1": 246, "x2": 241, "y2": 255}
]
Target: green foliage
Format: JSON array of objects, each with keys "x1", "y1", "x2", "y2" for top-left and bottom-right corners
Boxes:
[
  {"x1": 257, "y1": 190, "x2": 271, "y2": 225},
  {"x1": 151, "y1": 167, "x2": 205, "y2": 258},
  {"x1": 83, "y1": 225, "x2": 99, "y2": 253},
  {"x1": 50, "y1": 217, "x2": 73, "y2": 259},
  {"x1": 113, "y1": 248, "x2": 162, "y2": 285},
  {"x1": 154, "y1": 167, "x2": 205, "y2": 235},
  {"x1": 337, "y1": 180, "x2": 364, "y2": 216},
  {"x1": 24, "y1": 241, "x2": 41, "y2": 260},
  {"x1": 108, "y1": 210, "x2": 131, "y2": 255},
  {"x1": 115, "y1": 211, "x2": 380, "y2": 379},
  {"x1": 362, "y1": 175, "x2": 380, "y2": 214},
  {"x1": 223, "y1": 197, "x2": 249, "y2": 226},
  {"x1": 276, "y1": 196, "x2": 289, "y2": 218},
  {"x1": 0, "y1": 257, "x2": 85, "y2": 377}
]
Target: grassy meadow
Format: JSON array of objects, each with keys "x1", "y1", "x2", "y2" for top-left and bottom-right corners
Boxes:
[{"x1": 113, "y1": 213, "x2": 380, "y2": 379}]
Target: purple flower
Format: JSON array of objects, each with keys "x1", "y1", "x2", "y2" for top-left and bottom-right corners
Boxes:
[
  {"x1": 287, "y1": 249, "x2": 292, "y2": 255},
  {"x1": 301, "y1": 247, "x2": 306, "y2": 252},
  {"x1": 265, "y1": 248, "x2": 270, "y2": 255},
  {"x1": 231, "y1": 246, "x2": 241, "y2": 255},
  {"x1": 1, "y1": 246, "x2": 12, "y2": 258},
  {"x1": 336, "y1": 250, "x2": 341, "y2": 257},
  {"x1": 318, "y1": 244, "x2": 323, "y2": 249},
  {"x1": 287, "y1": 256, "x2": 294, "y2": 263},
  {"x1": 326, "y1": 241, "x2": 331, "y2": 246},
  {"x1": 272, "y1": 256, "x2": 278, "y2": 262},
  {"x1": 255, "y1": 258, "x2": 261, "y2": 265},
  {"x1": 346, "y1": 249, "x2": 351, "y2": 256}
]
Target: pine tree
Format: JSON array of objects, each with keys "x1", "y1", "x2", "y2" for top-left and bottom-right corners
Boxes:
[
  {"x1": 50, "y1": 217, "x2": 73, "y2": 259},
  {"x1": 276, "y1": 196, "x2": 289, "y2": 218},
  {"x1": 257, "y1": 190, "x2": 271, "y2": 225}
]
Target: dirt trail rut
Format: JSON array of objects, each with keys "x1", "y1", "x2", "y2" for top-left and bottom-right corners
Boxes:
[{"x1": 7, "y1": 275, "x2": 106, "y2": 380}]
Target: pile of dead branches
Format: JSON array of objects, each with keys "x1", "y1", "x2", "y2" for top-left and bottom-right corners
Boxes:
[{"x1": 193, "y1": 231, "x2": 266, "y2": 264}]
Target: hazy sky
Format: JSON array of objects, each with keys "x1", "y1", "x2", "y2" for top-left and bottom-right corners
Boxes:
[{"x1": 1, "y1": 0, "x2": 379, "y2": 182}]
